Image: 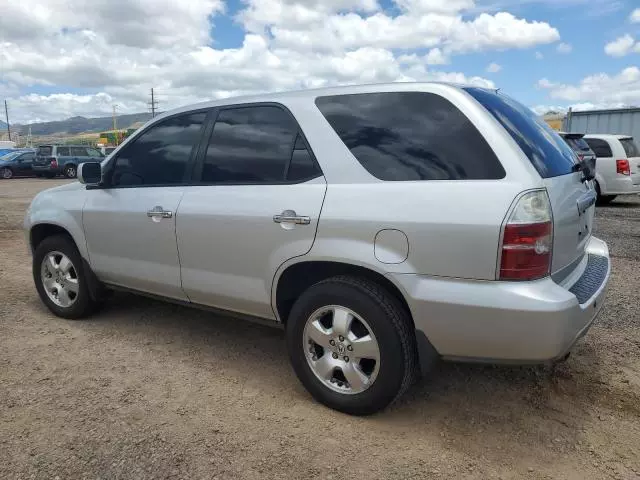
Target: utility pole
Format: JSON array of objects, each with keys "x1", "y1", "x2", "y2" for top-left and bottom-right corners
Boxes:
[
  {"x1": 4, "y1": 100, "x2": 11, "y2": 141},
  {"x1": 112, "y1": 104, "x2": 118, "y2": 145},
  {"x1": 149, "y1": 88, "x2": 159, "y2": 118}
]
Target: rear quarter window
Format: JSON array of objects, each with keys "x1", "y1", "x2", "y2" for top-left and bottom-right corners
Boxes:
[
  {"x1": 315, "y1": 92, "x2": 505, "y2": 181},
  {"x1": 465, "y1": 88, "x2": 577, "y2": 178},
  {"x1": 620, "y1": 138, "x2": 639, "y2": 157}
]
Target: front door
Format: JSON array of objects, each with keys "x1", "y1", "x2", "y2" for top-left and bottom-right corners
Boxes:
[
  {"x1": 16, "y1": 152, "x2": 35, "y2": 175},
  {"x1": 82, "y1": 111, "x2": 208, "y2": 300},
  {"x1": 177, "y1": 105, "x2": 326, "y2": 319}
]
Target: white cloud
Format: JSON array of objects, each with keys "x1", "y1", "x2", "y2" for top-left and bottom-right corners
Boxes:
[
  {"x1": 486, "y1": 62, "x2": 502, "y2": 73},
  {"x1": 604, "y1": 34, "x2": 640, "y2": 57},
  {"x1": 630, "y1": 8, "x2": 640, "y2": 23},
  {"x1": 537, "y1": 67, "x2": 640, "y2": 107},
  {"x1": 556, "y1": 42, "x2": 572, "y2": 54},
  {"x1": 535, "y1": 51, "x2": 544, "y2": 59},
  {"x1": 1, "y1": 0, "x2": 557, "y2": 123}
]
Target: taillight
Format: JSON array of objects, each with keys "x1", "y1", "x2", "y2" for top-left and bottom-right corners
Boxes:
[
  {"x1": 499, "y1": 190, "x2": 553, "y2": 281},
  {"x1": 616, "y1": 159, "x2": 630, "y2": 175}
]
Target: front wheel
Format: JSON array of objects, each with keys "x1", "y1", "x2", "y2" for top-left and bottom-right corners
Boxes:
[
  {"x1": 1, "y1": 167, "x2": 13, "y2": 179},
  {"x1": 286, "y1": 276, "x2": 418, "y2": 415},
  {"x1": 33, "y1": 235, "x2": 100, "y2": 319}
]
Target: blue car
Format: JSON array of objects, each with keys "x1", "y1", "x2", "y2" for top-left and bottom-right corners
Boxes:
[{"x1": 0, "y1": 149, "x2": 37, "y2": 179}]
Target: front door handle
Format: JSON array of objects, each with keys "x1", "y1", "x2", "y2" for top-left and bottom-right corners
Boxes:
[
  {"x1": 273, "y1": 210, "x2": 311, "y2": 225},
  {"x1": 147, "y1": 206, "x2": 173, "y2": 219}
]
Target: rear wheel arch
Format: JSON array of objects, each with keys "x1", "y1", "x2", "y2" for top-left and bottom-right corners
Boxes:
[{"x1": 274, "y1": 260, "x2": 413, "y2": 327}]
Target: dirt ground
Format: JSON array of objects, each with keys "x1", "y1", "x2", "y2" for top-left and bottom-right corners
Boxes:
[{"x1": 1, "y1": 178, "x2": 639, "y2": 480}]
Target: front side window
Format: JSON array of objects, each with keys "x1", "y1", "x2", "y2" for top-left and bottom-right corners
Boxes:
[
  {"x1": 86, "y1": 147, "x2": 103, "y2": 158},
  {"x1": 110, "y1": 112, "x2": 206, "y2": 187},
  {"x1": 315, "y1": 91, "x2": 505, "y2": 181},
  {"x1": 201, "y1": 105, "x2": 319, "y2": 184},
  {"x1": 584, "y1": 138, "x2": 612, "y2": 158},
  {"x1": 70, "y1": 146, "x2": 88, "y2": 157}
]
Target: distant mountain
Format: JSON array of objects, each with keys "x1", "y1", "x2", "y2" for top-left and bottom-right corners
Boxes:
[{"x1": 14, "y1": 112, "x2": 153, "y2": 136}]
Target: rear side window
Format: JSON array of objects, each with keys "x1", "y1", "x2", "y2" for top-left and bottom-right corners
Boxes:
[
  {"x1": 620, "y1": 138, "x2": 639, "y2": 157},
  {"x1": 201, "y1": 105, "x2": 320, "y2": 184},
  {"x1": 584, "y1": 138, "x2": 612, "y2": 158},
  {"x1": 315, "y1": 92, "x2": 505, "y2": 181},
  {"x1": 465, "y1": 87, "x2": 576, "y2": 178},
  {"x1": 57, "y1": 147, "x2": 70, "y2": 157},
  {"x1": 37, "y1": 146, "x2": 52, "y2": 156}
]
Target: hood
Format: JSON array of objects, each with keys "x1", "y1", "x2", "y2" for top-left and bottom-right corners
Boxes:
[{"x1": 41, "y1": 181, "x2": 85, "y2": 194}]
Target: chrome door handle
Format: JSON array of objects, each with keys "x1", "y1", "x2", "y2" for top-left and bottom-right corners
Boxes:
[
  {"x1": 273, "y1": 210, "x2": 311, "y2": 225},
  {"x1": 147, "y1": 206, "x2": 173, "y2": 219}
]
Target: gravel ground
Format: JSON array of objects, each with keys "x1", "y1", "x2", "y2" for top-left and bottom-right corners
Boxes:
[{"x1": 1, "y1": 178, "x2": 639, "y2": 480}]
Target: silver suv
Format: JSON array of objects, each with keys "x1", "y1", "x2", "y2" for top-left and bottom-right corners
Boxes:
[{"x1": 25, "y1": 83, "x2": 611, "y2": 415}]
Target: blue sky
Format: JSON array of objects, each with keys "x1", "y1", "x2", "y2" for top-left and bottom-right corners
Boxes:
[{"x1": 1, "y1": 0, "x2": 640, "y2": 123}]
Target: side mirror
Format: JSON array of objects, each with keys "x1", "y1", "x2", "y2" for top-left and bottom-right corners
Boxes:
[{"x1": 78, "y1": 162, "x2": 102, "y2": 185}]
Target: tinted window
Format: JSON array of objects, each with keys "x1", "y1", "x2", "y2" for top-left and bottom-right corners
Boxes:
[
  {"x1": 37, "y1": 146, "x2": 52, "y2": 156},
  {"x1": 584, "y1": 138, "x2": 612, "y2": 158},
  {"x1": 86, "y1": 147, "x2": 103, "y2": 158},
  {"x1": 70, "y1": 146, "x2": 88, "y2": 156},
  {"x1": 57, "y1": 146, "x2": 70, "y2": 157},
  {"x1": 111, "y1": 112, "x2": 205, "y2": 187},
  {"x1": 620, "y1": 138, "x2": 639, "y2": 157},
  {"x1": 465, "y1": 87, "x2": 576, "y2": 178},
  {"x1": 315, "y1": 92, "x2": 505, "y2": 181},
  {"x1": 105, "y1": 147, "x2": 116, "y2": 155},
  {"x1": 564, "y1": 137, "x2": 592, "y2": 153},
  {"x1": 201, "y1": 106, "x2": 298, "y2": 184},
  {"x1": 287, "y1": 134, "x2": 322, "y2": 182},
  {"x1": 21, "y1": 153, "x2": 35, "y2": 161}
]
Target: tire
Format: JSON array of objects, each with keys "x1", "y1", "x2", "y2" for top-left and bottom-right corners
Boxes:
[
  {"x1": 1, "y1": 167, "x2": 13, "y2": 179},
  {"x1": 286, "y1": 275, "x2": 418, "y2": 415},
  {"x1": 594, "y1": 181, "x2": 616, "y2": 205},
  {"x1": 33, "y1": 235, "x2": 99, "y2": 319},
  {"x1": 63, "y1": 164, "x2": 77, "y2": 178}
]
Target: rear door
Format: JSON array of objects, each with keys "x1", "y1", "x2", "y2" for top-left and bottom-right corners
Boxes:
[
  {"x1": 177, "y1": 104, "x2": 326, "y2": 319},
  {"x1": 619, "y1": 137, "x2": 640, "y2": 187},
  {"x1": 466, "y1": 88, "x2": 595, "y2": 273},
  {"x1": 83, "y1": 111, "x2": 207, "y2": 299}
]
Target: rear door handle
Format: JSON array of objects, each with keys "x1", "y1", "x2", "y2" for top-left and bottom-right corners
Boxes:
[
  {"x1": 147, "y1": 206, "x2": 173, "y2": 219},
  {"x1": 273, "y1": 210, "x2": 310, "y2": 225}
]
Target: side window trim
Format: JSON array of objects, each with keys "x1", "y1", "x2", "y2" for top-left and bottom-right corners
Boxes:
[
  {"x1": 192, "y1": 101, "x2": 323, "y2": 186},
  {"x1": 101, "y1": 108, "x2": 211, "y2": 189}
]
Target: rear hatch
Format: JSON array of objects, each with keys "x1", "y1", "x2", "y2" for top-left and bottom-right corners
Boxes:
[
  {"x1": 465, "y1": 88, "x2": 595, "y2": 274},
  {"x1": 35, "y1": 145, "x2": 53, "y2": 166},
  {"x1": 619, "y1": 137, "x2": 640, "y2": 185}
]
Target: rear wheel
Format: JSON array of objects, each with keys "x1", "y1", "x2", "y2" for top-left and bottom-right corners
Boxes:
[
  {"x1": 286, "y1": 275, "x2": 418, "y2": 415},
  {"x1": 1, "y1": 167, "x2": 13, "y2": 179},
  {"x1": 33, "y1": 235, "x2": 99, "y2": 319},
  {"x1": 595, "y1": 181, "x2": 616, "y2": 205},
  {"x1": 63, "y1": 164, "x2": 77, "y2": 178}
]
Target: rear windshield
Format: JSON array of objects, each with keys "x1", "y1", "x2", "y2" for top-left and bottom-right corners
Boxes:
[
  {"x1": 465, "y1": 87, "x2": 577, "y2": 178},
  {"x1": 37, "y1": 146, "x2": 52, "y2": 156},
  {"x1": 564, "y1": 137, "x2": 592, "y2": 153},
  {"x1": 620, "y1": 138, "x2": 639, "y2": 157}
]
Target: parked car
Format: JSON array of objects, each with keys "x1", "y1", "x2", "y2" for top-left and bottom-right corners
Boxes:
[
  {"x1": 0, "y1": 149, "x2": 36, "y2": 179},
  {"x1": 0, "y1": 148, "x2": 17, "y2": 157},
  {"x1": 583, "y1": 134, "x2": 640, "y2": 204},
  {"x1": 97, "y1": 146, "x2": 117, "y2": 156},
  {"x1": 24, "y1": 83, "x2": 611, "y2": 415},
  {"x1": 33, "y1": 144, "x2": 104, "y2": 178}
]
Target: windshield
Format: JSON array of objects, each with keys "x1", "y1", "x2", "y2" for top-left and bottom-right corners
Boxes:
[
  {"x1": 0, "y1": 151, "x2": 23, "y2": 161},
  {"x1": 564, "y1": 137, "x2": 593, "y2": 153},
  {"x1": 620, "y1": 138, "x2": 639, "y2": 157},
  {"x1": 465, "y1": 87, "x2": 577, "y2": 178}
]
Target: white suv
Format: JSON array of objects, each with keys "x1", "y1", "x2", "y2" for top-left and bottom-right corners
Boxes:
[
  {"x1": 584, "y1": 134, "x2": 640, "y2": 204},
  {"x1": 24, "y1": 83, "x2": 611, "y2": 415}
]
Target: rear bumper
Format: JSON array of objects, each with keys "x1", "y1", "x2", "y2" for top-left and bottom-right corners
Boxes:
[
  {"x1": 604, "y1": 176, "x2": 640, "y2": 195},
  {"x1": 32, "y1": 164, "x2": 59, "y2": 173},
  {"x1": 392, "y1": 236, "x2": 610, "y2": 363}
]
